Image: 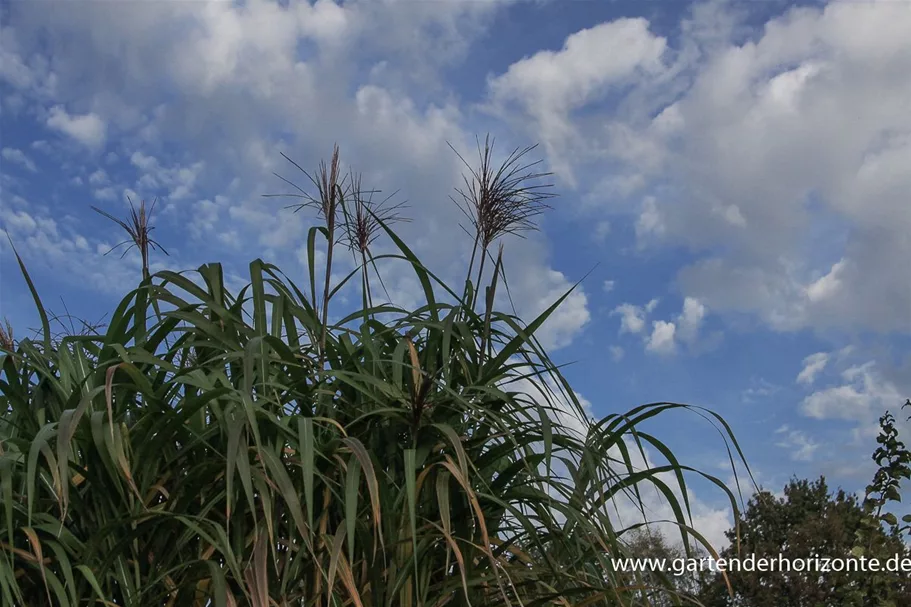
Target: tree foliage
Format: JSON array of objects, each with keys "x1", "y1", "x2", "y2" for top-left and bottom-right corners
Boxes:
[
  {"x1": 689, "y1": 401, "x2": 911, "y2": 606},
  {"x1": 698, "y1": 476, "x2": 911, "y2": 607},
  {"x1": 860, "y1": 401, "x2": 911, "y2": 542}
]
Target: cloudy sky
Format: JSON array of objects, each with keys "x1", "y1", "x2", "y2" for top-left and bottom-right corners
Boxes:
[{"x1": 1, "y1": 0, "x2": 910, "y2": 546}]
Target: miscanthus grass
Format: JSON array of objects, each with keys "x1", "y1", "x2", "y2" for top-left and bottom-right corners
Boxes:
[{"x1": 0, "y1": 139, "x2": 749, "y2": 606}]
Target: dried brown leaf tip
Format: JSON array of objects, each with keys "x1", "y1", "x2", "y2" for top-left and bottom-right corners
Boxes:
[
  {"x1": 450, "y1": 133, "x2": 555, "y2": 250},
  {"x1": 92, "y1": 197, "x2": 169, "y2": 280}
]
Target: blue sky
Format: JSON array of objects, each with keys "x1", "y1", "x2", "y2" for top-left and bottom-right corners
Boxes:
[{"x1": 1, "y1": 0, "x2": 910, "y2": 546}]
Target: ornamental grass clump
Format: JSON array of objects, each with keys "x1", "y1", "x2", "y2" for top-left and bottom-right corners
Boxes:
[{"x1": 0, "y1": 139, "x2": 748, "y2": 606}]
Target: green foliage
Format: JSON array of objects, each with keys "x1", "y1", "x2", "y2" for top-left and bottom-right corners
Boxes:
[
  {"x1": 860, "y1": 405, "x2": 911, "y2": 542},
  {"x1": 0, "y1": 144, "x2": 748, "y2": 606},
  {"x1": 698, "y1": 477, "x2": 911, "y2": 607}
]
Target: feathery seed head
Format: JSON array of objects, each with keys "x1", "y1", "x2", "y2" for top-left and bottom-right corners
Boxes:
[
  {"x1": 450, "y1": 134, "x2": 555, "y2": 250},
  {"x1": 341, "y1": 171, "x2": 409, "y2": 256},
  {"x1": 92, "y1": 197, "x2": 168, "y2": 279}
]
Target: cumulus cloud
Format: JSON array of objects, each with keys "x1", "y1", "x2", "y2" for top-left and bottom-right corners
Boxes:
[
  {"x1": 93, "y1": 187, "x2": 117, "y2": 202},
  {"x1": 612, "y1": 299, "x2": 658, "y2": 335},
  {"x1": 188, "y1": 195, "x2": 230, "y2": 240},
  {"x1": 774, "y1": 425, "x2": 820, "y2": 462},
  {"x1": 493, "y1": 0, "x2": 911, "y2": 335},
  {"x1": 46, "y1": 106, "x2": 106, "y2": 148},
  {"x1": 88, "y1": 169, "x2": 108, "y2": 185},
  {"x1": 787, "y1": 346, "x2": 911, "y2": 483},
  {"x1": 0, "y1": 202, "x2": 138, "y2": 293},
  {"x1": 128, "y1": 151, "x2": 204, "y2": 203},
  {"x1": 676, "y1": 297, "x2": 706, "y2": 345},
  {"x1": 499, "y1": 237, "x2": 591, "y2": 350},
  {"x1": 800, "y1": 361, "x2": 903, "y2": 423},
  {"x1": 635, "y1": 196, "x2": 666, "y2": 243},
  {"x1": 614, "y1": 296, "x2": 709, "y2": 356},
  {"x1": 645, "y1": 320, "x2": 676, "y2": 355},
  {"x1": 0, "y1": 0, "x2": 591, "y2": 351},
  {"x1": 488, "y1": 18, "x2": 666, "y2": 112},
  {"x1": 796, "y1": 352, "x2": 829, "y2": 385},
  {"x1": 661, "y1": 2, "x2": 911, "y2": 333},
  {"x1": 1, "y1": 147, "x2": 37, "y2": 172},
  {"x1": 486, "y1": 17, "x2": 667, "y2": 181},
  {"x1": 741, "y1": 377, "x2": 780, "y2": 404}
]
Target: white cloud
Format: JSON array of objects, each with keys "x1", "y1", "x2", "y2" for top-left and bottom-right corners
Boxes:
[
  {"x1": 0, "y1": 0, "x2": 593, "y2": 356},
  {"x1": 88, "y1": 169, "x2": 108, "y2": 185},
  {"x1": 775, "y1": 425, "x2": 820, "y2": 462},
  {"x1": 602, "y1": 279, "x2": 615, "y2": 293},
  {"x1": 612, "y1": 301, "x2": 651, "y2": 335},
  {"x1": 800, "y1": 361, "x2": 903, "y2": 423},
  {"x1": 487, "y1": 18, "x2": 667, "y2": 181},
  {"x1": 614, "y1": 296, "x2": 708, "y2": 356},
  {"x1": 189, "y1": 195, "x2": 232, "y2": 240},
  {"x1": 503, "y1": 240, "x2": 591, "y2": 350},
  {"x1": 663, "y1": 2, "x2": 911, "y2": 333},
  {"x1": 93, "y1": 186, "x2": 117, "y2": 201},
  {"x1": 488, "y1": 18, "x2": 666, "y2": 113},
  {"x1": 1, "y1": 147, "x2": 37, "y2": 172},
  {"x1": 787, "y1": 348, "x2": 911, "y2": 484},
  {"x1": 645, "y1": 320, "x2": 676, "y2": 355},
  {"x1": 493, "y1": 0, "x2": 911, "y2": 334},
  {"x1": 0, "y1": 25, "x2": 58, "y2": 97},
  {"x1": 805, "y1": 258, "x2": 846, "y2": 303},
  {"x1": 129, "y1": 151, "x2": 157, "y2": 172},
  {"x1": 741, "y1": 377, "x2": 780, "y2": 403},
  {"x1": 796, "y1": 352, "x2": 829, "y2": 385},
  {"x1": 0, "y1": 203, "x2": 140, "y2": 293},
  {"x1": 1, "y1": 208, "x2": 38, "y2": 233},
  {"x1": 127, "y1": 151, "x2": 204, "y2": 203},
  {"x1": 635, "y1": 196, "x2": 665, "y2": 243},
  {"x1": 46, "y1": 105, "x2": 106, "y2": 148},
  {"x1": 676, "y1": 297, "x2": 705, "y2": 345}
]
